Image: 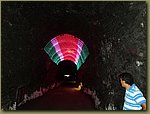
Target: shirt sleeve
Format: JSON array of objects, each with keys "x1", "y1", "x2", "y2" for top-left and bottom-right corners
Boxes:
[{"x1": 134, "y1": 92, "x2": 146, "y2": 105}]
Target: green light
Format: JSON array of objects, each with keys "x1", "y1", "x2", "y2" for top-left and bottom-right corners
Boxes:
[{"x1": 44, "y1": 41, "x2": 60, "y2": 64}]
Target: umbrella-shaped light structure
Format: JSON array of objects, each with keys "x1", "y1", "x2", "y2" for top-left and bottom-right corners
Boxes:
[{"x1": 44, "y1": 34, "x2": 89, "y2": 70}]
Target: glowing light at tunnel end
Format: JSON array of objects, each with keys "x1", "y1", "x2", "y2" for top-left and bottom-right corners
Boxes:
[{"x1": 44, "y1": 34, "x2": 89, "y2": 70}]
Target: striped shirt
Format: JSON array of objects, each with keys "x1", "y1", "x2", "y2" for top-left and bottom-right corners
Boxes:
[{"x1": 123, "y1": 83, "x2": 146, "y2": 110}]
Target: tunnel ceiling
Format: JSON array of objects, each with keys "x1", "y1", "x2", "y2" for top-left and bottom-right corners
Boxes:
[{"x1": 44, "y1": 34, "x2": 89, "y2": 70}]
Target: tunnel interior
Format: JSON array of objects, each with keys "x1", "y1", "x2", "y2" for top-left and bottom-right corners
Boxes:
[
  {"x1": 43, "y1": 33, "x2": 90, "y2": 83},
  {"x1": 58, "y1": 60, "x2": 77, "y2": 82},
  {"x1": 1, "y1": 1, "x2": 147, "y2": 110}
]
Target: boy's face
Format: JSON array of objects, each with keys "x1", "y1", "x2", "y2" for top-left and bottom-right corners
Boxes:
[{"x1": 120, "y1": 79, "x2": 126, "y2": 88}]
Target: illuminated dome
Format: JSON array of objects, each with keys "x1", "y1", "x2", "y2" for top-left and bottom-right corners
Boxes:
[{"x1": 44, "y1": 34, "x2": 89, "y2": 70}]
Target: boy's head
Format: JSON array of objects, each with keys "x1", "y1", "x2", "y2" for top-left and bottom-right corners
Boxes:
[{"x1": 119, "y1": 72, "x2": 134, "y2": 87}]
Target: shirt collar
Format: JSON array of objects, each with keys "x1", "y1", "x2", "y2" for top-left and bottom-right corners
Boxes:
[{"x1": 128, "y1": 83, "x2": 135, "y2": 91}]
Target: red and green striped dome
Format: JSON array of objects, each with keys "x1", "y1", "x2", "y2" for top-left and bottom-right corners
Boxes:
[{"x1": 44, "y1": 34, "x2": 89, "y2": 70}]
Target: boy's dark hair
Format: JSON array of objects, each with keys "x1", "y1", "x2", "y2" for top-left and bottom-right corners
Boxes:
[{"x1": 118, "y1": 72, "x2": 134, "y2": 85}]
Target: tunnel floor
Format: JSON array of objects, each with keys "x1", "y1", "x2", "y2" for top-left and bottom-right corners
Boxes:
[{"x1": 17, "y1": 83, "x2": 95, "y2": 110}]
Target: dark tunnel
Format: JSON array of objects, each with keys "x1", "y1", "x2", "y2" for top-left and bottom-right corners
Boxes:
[
  {"x1": 58, "y1": 60, "x2": 77, "y2": 82},
  {"x1": 1, "y1": 1, "x2": 147, "y2": 110}
]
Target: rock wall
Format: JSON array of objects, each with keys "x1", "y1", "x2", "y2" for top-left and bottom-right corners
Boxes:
[
  {"x1": 1, "y1": 2, "x2": 59, "y2": 110},
  {"x1": 80, "y1": 2, "x2": 147, "y2": 110}
]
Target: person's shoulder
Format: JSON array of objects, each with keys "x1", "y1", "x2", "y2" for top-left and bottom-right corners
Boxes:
[
  {"x1": 131, "y1": 84, "x2": 144, "y2": 95},
  {"x1": 129, "y1": 84, "x2": 140, "y2": 92}
]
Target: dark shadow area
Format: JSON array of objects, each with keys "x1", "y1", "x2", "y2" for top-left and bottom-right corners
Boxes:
[{"x1": 58, "y1": 60, "x2": 77, "y2": 82}]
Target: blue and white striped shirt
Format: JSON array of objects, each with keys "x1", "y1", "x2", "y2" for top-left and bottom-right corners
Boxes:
[{"x1": 123, "y1": 83, "x2": 146, "y2": 110}]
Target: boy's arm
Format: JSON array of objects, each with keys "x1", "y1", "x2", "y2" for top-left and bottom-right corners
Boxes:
[{"x1": 141, "y1": 103, "x2": 146, "y2": 110}]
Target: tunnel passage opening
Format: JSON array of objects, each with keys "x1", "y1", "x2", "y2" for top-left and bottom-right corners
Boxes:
[
  {"x1": 58, "y1": 60, "x2": 77, "y2": 82},
  {"x1": 44, "y1": 34, "x2": 89, "y2": 71}
]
